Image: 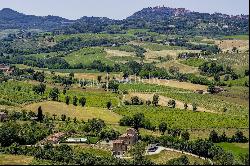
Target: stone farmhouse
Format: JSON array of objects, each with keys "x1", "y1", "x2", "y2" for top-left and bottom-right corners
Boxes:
[{"x1": 112, "y1": 128, "x2": 138, "y2": 156}]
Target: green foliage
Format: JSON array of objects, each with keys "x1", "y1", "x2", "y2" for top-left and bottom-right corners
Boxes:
[
  {"x1": 0, "y1": 121, "x2": 51, "y2": 147},
  {"x1": 119, "y1": 83, "x2": 248, "y2": 115},
  {"x1": 168, "y1": 100, "x2": 176, "y2": 108},
  {"x1": 49, "y1": 87, "x2": 60, "y2": 101},
  {"x1": 130, "y1": 142, "x2": 153, "y2": 165},
  {"x1": 159, "y1": 122, "x2": 167, "y2": 135},
  {"x1": 86, "y1": 118, "x2": 106, "y2": 133},
  {"x1": 181, "y1": 131, "x2": 190, "y2": 141},
  {"x1": 99, "y1": 129, "x2": 120, "y2": 141},
  {"x1": 60, "y1": 90, "x2": 119, "y2": 108},
  {"x1": 0, "y1": 81, "x2": 45, "y2": 105},
  {"x1": 166, "y1": 155, "x2": 190, "y2": 165},
  {"x1": 37, "y1": 106, "x2": 44, "y2": 122},
  {"x1": 180, "y1": 58, "x2": 207, "y2": 67},
  {"x1": 119, "y1": 113, "x2": 154, "y2": 130},
  {"x1": 114, "y1": 106, "x2": 248, "y2": 129},
  {"x1": 106, "y1": 101, "x2": 112, "y2": 110},
  {"x1": 63, "y1": 47, "x2": 113, "y2": 66},
  {"x1": 152, "y1": 94, "x2": 159, "y2": 106},
  {"x1": 65, "y1": 96, "x2": 70, "y2": 105},
  {"x1": 72, "y1": 96, "x2": 78, "y2": 106},
  {"x1": 223, "y1": 35, "x2": 249, "y2": 40},
  {"x1": 33, "y1": 83, "x2": 46, "y2": 95},
  {"x1": 79, "y1": 97, "x2": 86, "y2": 107}
]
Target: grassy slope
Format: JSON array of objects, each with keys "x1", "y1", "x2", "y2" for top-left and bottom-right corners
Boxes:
[
  {"x1": 216, "y1": 142, "x2": 249, "y2": 160},
  {"x1": 63, "y1": 47, "x2": 113, "y2": 65},
  {"x1": 23, "y1": 101, "x2": 121, "y2": 124},
  {"x1": 0, "y1": 154, "x2": 33, "y2": 165},
  {"x1": 180, "y1": 58, "x2": 207, "y2": 67},
  {"x1": 223, "y1": 35, "x2": 249, "y2": 40},
  {"x1": 148, "y1": 150, "x2": 205, "y2": 165}
]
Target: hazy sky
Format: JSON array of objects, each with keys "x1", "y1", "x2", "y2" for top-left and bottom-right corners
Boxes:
[{"x1": 0, "y1": 0, "x2": 249, "y2": 20}]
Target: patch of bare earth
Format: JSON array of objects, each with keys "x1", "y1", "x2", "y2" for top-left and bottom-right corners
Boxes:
[
  {"x1": 215, "y1": 40, "x2": 249, "y2": 53},
  {"x1": 156, "y1": 61, "x2": 199, "y2": 74},
  {"x1": 105, "y1": 49, "x2": 135, "y2": 57},
  {"x1": 142, "y1": 78, "x2": 207, "y2": 91}
]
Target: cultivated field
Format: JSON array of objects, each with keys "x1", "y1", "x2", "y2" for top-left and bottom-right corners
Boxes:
[
  {"x1": 24, "y1": 101, "x2": 121, "y2": 124},
  {"x1": 125, "y1": 92, "x2": 213, "y2": 113},
  {"x1": 114, "y1": 106, "x2": 248, "y2": 129},
  {"x1": 215, "y1": 40, "x2": 249, "y2": 53}
]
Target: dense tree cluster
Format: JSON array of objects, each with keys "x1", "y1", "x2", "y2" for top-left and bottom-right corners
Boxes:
[
  {"x1": 119, "y1": 113, "x2": 155, "y2": 131},
  {"x1": 0, "y1": 121, "x2": 52, "y2": 147},
  {"x1": 209, "y1": 130, "x2": 248, "y2": 143}
]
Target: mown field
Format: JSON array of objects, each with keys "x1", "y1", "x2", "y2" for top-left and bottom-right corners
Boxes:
[
  {"x1": 0, "y1": 154, "x2": 33, "y2": 165},
  {"x1": 24, "y1": 101, "x2": 121, "y2": 124},
  {"x1": 114, "y1": 106, "x2": 248, "y2": 129}
]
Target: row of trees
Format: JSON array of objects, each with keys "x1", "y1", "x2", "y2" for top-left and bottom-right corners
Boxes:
[
  {"x1": 125, "y1": 95, "x2": 197, "y2": 111},
  {"x1": 65, "y1": 96, "x2": 86, "y2": 107},
  {"x1": 209, "y1": 130, "x2": 248, "y2": 143}
]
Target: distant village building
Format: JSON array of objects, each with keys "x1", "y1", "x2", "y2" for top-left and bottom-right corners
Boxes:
[
  {"x1": 40, "y1": 132, "x2": 66, "y2": 145},
  {"x1": 112, "y1": 128, "x2": 138, "y2": 156},
  {"x1": 0, "y1": 112, "x2": 7, "y2": 122},
  {"x1": 0, "y1": 64, "x2": 14, "y2": 75},
  {"x1": 213, "y1": 86, "x2": 224, "y2": 93}
]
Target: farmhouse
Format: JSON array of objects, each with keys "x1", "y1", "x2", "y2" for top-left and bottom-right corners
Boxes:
[
  {"x1": 112, "y1": 140, "x2": 128, "y2": 156},
  {"x1": 0, "y1": 112, "x2": 7, "y2": 122},
  {"x1": 112, "y1": 128, "x2": 138, "y2": 156},
  {"x1": 118, "y1": 128, "x2": 138, "y2": 145}
]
